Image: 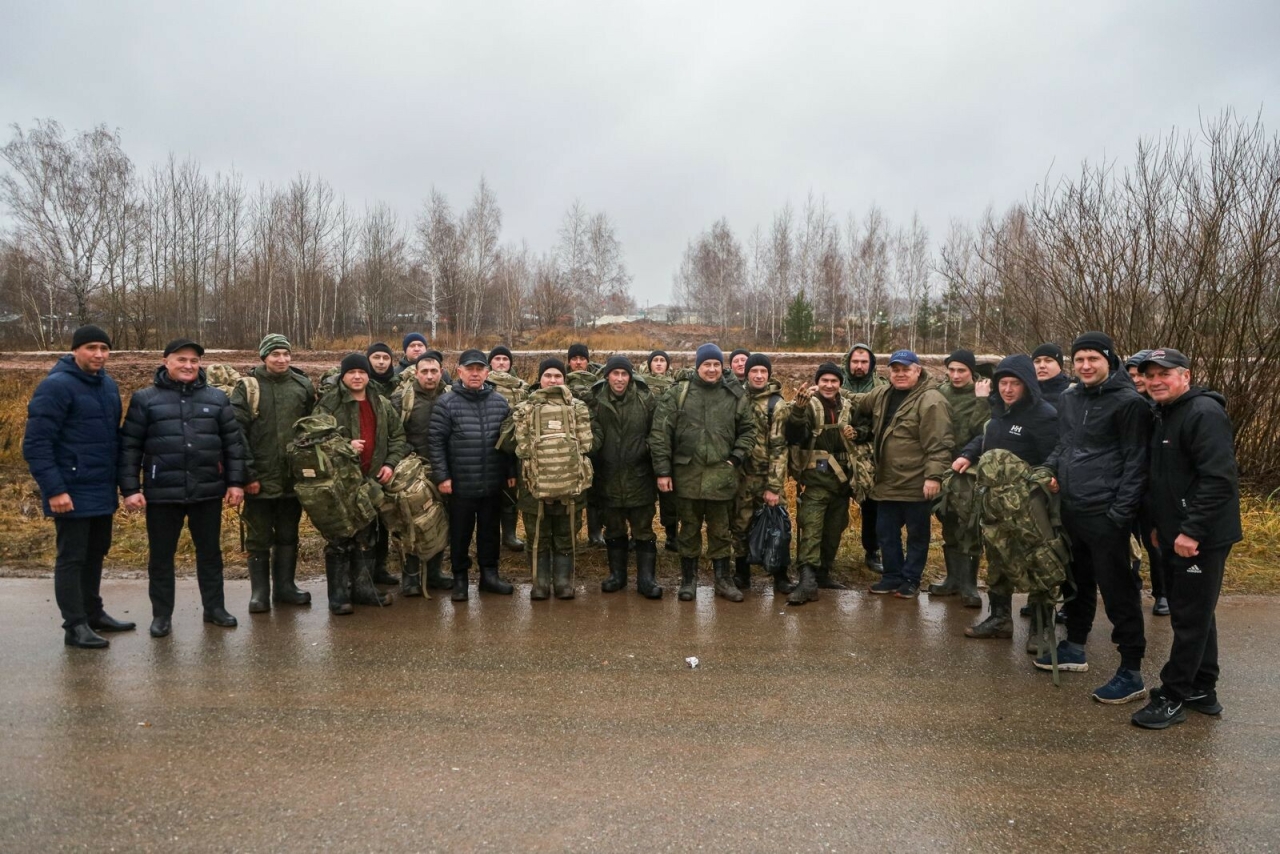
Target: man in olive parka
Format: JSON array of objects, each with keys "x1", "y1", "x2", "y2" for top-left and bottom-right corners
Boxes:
[
  {"x1": 649, "y1": 343, "x2": 757, "y2": 603},
  {"x1": 848, "y1": 349, "x2": 954, "y2": 598},
  {"x1": 929, "y1": 349, "x2": 992, "y2": 606},
  {"x1": 590, "y1": 355, "x2": 663, "y2": 599},
  {"x1": 232, "y1": 333, "x2": 317, "y2": 613}
]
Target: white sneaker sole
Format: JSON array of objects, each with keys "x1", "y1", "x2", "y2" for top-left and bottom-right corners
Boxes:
[
  {"x1": 1092, "y1": 687, "x2": 1149, "y2": 705},
  {"x1": 1034, "y1": 660, "x2": 1088, "y2": 673}
]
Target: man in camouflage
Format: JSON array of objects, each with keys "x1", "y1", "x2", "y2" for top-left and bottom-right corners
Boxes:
[
  {"x1": 929, "y1": 349, "x2": 991, "y2": 607},
  {"x1": 650, "y1": 343, "x2": 756, "y2": 602},
  {"x1": 727, "y1": 348, "x2": 750, "y2": 391},
  {"x1": 395, "y1": 332, "x2": 430, "y2": 377},
  {"x1": 488, "y1": 344, "x2": 529, "y2": 552},
  {"x1": 640, "y1": 349, "x2": 679, "y2": 550},
  {"x1": 590, "y1": 355, "x2": 663, "y2": 598},
  {"x1": 785, "y1": 362, "x2": 857, "y2": 604},
  {"x1": 566, "y1": 342, "x2": 606, "y2": 547},
  {"x1": 232, "y1": 333, "x2": 317, "y2": 613},
  {"x1": 730, "y1": 353, "x2": 793, "y2": 594},
  {"x1": 842, "y1": 343, "x2": 887, "y2": 573},
  {"x1": 391, "y1": 350, "x2": 453, "y2": 595}
]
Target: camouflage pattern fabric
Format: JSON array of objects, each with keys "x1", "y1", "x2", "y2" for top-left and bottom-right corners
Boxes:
[
  {"x1": 376, "y1": 454, "x2": 448, "y2": 560},
  {"x1": 934, "y1": 469, "x2": 982, "y2": 557},
  {"x1": 287, "y1": 414, "x2": 381, "y2": 542}
]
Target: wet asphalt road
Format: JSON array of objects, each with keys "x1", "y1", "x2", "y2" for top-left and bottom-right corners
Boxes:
[{"x1": 1, "y1": 577, "x2": 1277, "y2": 852}]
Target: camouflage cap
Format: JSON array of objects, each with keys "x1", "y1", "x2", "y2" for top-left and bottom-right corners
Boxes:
[{"x1": 258, "y1": 333, "x2": 291, "y2": 359}]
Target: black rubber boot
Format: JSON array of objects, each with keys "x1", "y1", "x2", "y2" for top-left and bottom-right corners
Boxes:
[
  {"x1": 603, "y1": 537, "x2": 629, "y2": 593},
  {"x1": 787, "y1": 564, "x2": 819, "y2": 605},
  {"x1": 501, "y1": 505, "x2": 525, "y2": 552},
  {"x1": 552, "y1": 554, "x2": 575, "y2": 599},
  {"x1": 928, "y1": 547, "x2": 963, "y2": 597},
  {"x1": 531, "y1": 554, "x2": 551, "y2": 600},
  {"x1": 247, "y1": 551, "x2": 271, "y2": 613},
  {"x1": 587, "y1": 506, "x2": 607, "y2": 548},
  {"x1": 965, "y1": 592, "x2": 1013, "y2": 639},
  {"x1": 478, "y1": 566, "x2": 513, "y2": 595},
  {"x1": 271, "y1": 544, "x2": 310, "y2": 605},
  {"x1": 352, "y1": 549, "x2": 392, "y2": 607},
  {"x1": 203, "y1": 607, "x2": 238, "y2": 627},
  {"x1": 425, "y1": 553, "x2": 453, "y2": 590},
  {"x1": 665, "y1": 534, "x2": 679, "y2": 553},
  {"x1": 324, "y1": 546, "x2": 353, "y2": 615},
  {"x1": 815, "y1": 566, "x2": 848, "y2": 590},
  {"x1": 678, "y1": 557, "x2": 698, "y2": 601},
  {"x1": 864, "y1": 551, "x2": 884, "y2": 574},
  {"x1": 65, "y1": 623, "x2": 109, "y2": 649},
  {"x1": 959, "y1": 555, "x2": 983, "y2": 608},
  {"x1": 635, "y1": 540, "x2": 662, "y2": 599},
  {"x1": 451, "y1": 569, "x2": 469, "y2": 602},
  {"x1": 402, "y1": 555, "x2": 424, "y2": 597},
  {"x1": 370, "y1": 556, "x2": 399, "y2": 586},
  {"x1": 733, "y1": 555, "x2": 751, "y2": 590},
  {"x1": 770, "y1": 565, "x2": 796, "y2": 595},
  {"x1": 713, "y1": 558, "x2": 744, "y2": 602}
]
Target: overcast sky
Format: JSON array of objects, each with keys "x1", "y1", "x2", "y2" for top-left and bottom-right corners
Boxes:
[{"x1": 2, "y1": 1, "x2": 1277, "y2": 305}]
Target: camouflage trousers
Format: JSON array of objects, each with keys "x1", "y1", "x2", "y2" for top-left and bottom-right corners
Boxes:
[
  {"x1": 241, "y1": 496, "x2": 303, "y2": 553},
  {"x1": 795, "y1": 481, "x2": 851, "y2": 569},
  {"x1": 940, "y1": 510, "x2": 982, "y2": 558},
  {"x1": 676, "y1": 498, "x2": 733, "y2": 560},
  {"x1": 522, "y1": 505, "x2": 579, "y2": 557},
  {"x1": 601, "y1": 505, "x2": 656, "y2": 543},
  {"x1": 986, "y1": 550, "x2": 1015, "y2": 597},
  {"x1": 731, "y1": 471, "x2": 770, "y2": 558}
]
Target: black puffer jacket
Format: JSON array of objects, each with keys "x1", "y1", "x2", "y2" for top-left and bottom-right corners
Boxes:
[
  {"x1": 427, "y1": 379, "x2": 515, "y2": 498},
  {"x1": 1043, "y1": 361, "x2": 1151, "y2": 525},
  {"x1": 119, "y1": 367, "x2": 247, "y2": 503},
  {"x1": 1147, "y1": 388, "x2": 1242, "y2": 550},
  {"x1": 961, "y1": 354, "x2": 1058, "y2": 466}
]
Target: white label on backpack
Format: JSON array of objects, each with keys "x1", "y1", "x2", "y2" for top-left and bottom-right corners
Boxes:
[
  {"x1": 301, "y1": 468, "x2": 317, "y2": 478},
  {"x1": 547, "y1": 420, "x2": 563, "y2": 430}
]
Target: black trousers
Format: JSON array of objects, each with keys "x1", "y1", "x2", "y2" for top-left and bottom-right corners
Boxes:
[
  {"x1": 448, "y1": 492, "x2": 501, "y2": 574},
  {"x1": 146, "y1": 499, "x2": 226, "y2": 617},
  {"x1": 1133, "y1": 518, "x2": 1165, "y2": 599},
  {"x1": 1062, "y1": 508, "x2": 1146, "y2": 670},
  {"x1": 859, "y1": 499, "x2": 879, "y2": 555},
  {"x1": 53, "y1": 515, "x2": 113, "y2": 629},
  {"x1": 1160, "y1": 545, "x2": 1229, "y2": 701}
]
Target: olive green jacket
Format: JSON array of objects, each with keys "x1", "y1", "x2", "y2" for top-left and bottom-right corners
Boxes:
[
  {"x1": 232, "y1": 365, "x2": 316, "y2": 499},
  {"x1": 649, "y1": 376, "x2": 757, "y2": 502},
  {"x1": 938, "y1": 380, "x2": 990, "y2": 455},
  {"x1": 850, "y1": 375, "x2": 954, "y2": 501},
  {"x1": 391, "y1": 381, "x2": 448, "y2": 462},
  {"x1": 315, "y1": 383, "x2": 408, "y2": 475},
  {"x1": 589, "y1": 376, "x2": 657, "y2": 508}
]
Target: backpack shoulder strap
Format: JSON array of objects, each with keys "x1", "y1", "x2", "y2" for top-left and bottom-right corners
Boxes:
[
  {"x1": 676, "y1": 381, "x2": 690, "y2": 413},
  {"x1": 235, "y1": 376, "x2": 261, "y2": 419},
  {"x1": 767, "y1": 393, "x2": 781, "y2": 424}
]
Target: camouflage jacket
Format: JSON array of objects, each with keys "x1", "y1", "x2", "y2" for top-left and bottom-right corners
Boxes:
[
  {"x1": 786, "y1": 391, "x2": 871, "y2": 498},
  {"x1": 649, "y1": 376, "x2": 756, "y2": 502},
  {"x1": 938, "y1": 380, "x2": 991, "y2": 455},
  {"x1": 487, "y1": 370, "x2": 530, "y2": 408},
  {"x1": 742, "y1": 379, "x2": 789, "y2": 493}
]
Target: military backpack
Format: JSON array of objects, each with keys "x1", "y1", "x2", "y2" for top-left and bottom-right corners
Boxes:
[
  {"x1": 286, "y1": 414, "x2": 380, "y2": 541},
  {"x1": 376, "y1": 454, "x2": 448, "y2": 561},
  {"x1": 513, "y1": 385, "x2": 594, "y2": 503}
]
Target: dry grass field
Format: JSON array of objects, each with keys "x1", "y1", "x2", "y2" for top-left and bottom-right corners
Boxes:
[{"x1": 1, "y1": 352, "x2": 1275, "y2": 593}]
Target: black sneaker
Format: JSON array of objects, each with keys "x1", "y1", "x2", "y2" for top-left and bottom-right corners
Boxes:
[
  {"x1": 869, "y1": 578, "x2": 899, "y2": 595},
  {"x1": 1131, "y1": 689, "x2": 1186, "y2": 730},
  {"x1": 1184, "y1": 690, "x2": 1223, "y2": 716},
  {"x1": 1152, "y1": 597, "x2": 1170, "y2": 616},
  {"x1": 894, "y1": 581, "x2": 918, "y2": 599}
]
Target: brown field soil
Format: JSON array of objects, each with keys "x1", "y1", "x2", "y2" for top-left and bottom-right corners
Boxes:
[{"x1": 1, "y1": 346, "x2": 1275, "y2": 594}]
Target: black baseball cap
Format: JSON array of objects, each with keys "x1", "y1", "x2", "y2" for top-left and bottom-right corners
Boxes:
[
  {"x1": 163, "y1": 338, "x2": 205, "y2": 357},
  {"x1": 458, "y1": 348, "x2": 488, "y2": 367},
  {"x1": 1138, "y1": 348, "x2": 1190, "y2": 371}
]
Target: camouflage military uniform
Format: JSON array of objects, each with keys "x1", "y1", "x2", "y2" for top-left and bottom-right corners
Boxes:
[
  {"x1": 730, "y1": 379, "x2": 790, "y2": 588},
  {"x1": 784, "y1": 392, "x2": 855, "y2": 600},
  {"x1": 488, "y1": 369, "x2": 530, "y2": 552},
  {"x1": 642, "y1": 369, "x2": 679, "y2": 546},
  {"x1": 932, "y1": 378, "x2": 991, "y2": 606}
]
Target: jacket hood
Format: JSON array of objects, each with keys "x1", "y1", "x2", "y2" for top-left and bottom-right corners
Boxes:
[
  {"x1": 842, "y1": 343, "x2": 877, "y2": 384},
  {"x1": 1159, "y1": 386, "x2": 1227, "y2": 413},
  {"x1": 51, "y1": 353, "x2": 106, "y2": 384},
  {"x1": 154, "y1": 365, "x2": 207, "y2": 391},
  {"x1": 990, "y1": 354, "x2": 1042, "y2": 412}
]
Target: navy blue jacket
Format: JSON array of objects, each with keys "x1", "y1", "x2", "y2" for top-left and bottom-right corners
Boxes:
[
  {"x1": 961, "y1": 355, "x2": 1059, "y2": 466},
  {"x1": 23, "y1": 355, "x2": 122, "y2": 518},
  {"x1": 118, "y1": 367, "x2": 247, "y2": 504},
  {"x1": 427, "y1": 380, "x2": 515, "y2": 498}
]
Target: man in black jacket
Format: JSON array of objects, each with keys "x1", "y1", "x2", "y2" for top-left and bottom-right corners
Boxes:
[
  {"x1": 428, "y1": 349, "x2": 517, "y2": 601},
  {"x1": 1131, "y1": 349, "x2": 1242, "y2": 729},
  {"x1": 1032, "y1": 343, "x2": 1072, "y2": 408},
  {"x1": 391, "y1": 350, "x2": 452, "y2": 595},
  {"x1": 119, "y1": 339, "x2": 246, "y2": 638},
  {"x1": 1037, "y1": 332, "x2": 1152, "y2": 705},
  {"x1": 953, "y1": 354, "x2": 1059, "y2": 642}
]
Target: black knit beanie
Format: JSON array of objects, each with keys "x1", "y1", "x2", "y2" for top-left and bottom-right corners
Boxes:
[
  {"x1": 567, "y1": 343, "x2": 589, "y2": 361},
  {"x1": 538, "y1": 357, "x2": 567, "y2": 382},
  {"x1": 945, "y1": 349, "x2": 977, "y2": 373},
  {"x1": 602, "y1": 354, "x2": 634, "y2": 377},
  {"x1": 745, "y1": 353, "x2": 772, "y2": 376},
  {"x1": 647, "y1": 349, "x2": 670, "y2": 370},
  {"x1": 1031, "y1": 342, "x2": 1064, "y2": 366},
  {"x1": 488, "y1": 344, "x2": 513, "y2": 364},
  {"x1": 71, "y1": 325, "x2": 112, "y2": 350},
  {"x1": 1071, "y1": 332, "x2": 1116, "y2": 361},
  {"x1": 340, "y1": 353, "x2": 372, "y2": 378},
  {"x1": 815, "y1": 362, "x2": 843, "y2": 383}
]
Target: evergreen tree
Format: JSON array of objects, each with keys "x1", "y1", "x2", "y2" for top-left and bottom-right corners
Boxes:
[{"x1": 784, "y1": 288, "x2": 818, "y2": 346}]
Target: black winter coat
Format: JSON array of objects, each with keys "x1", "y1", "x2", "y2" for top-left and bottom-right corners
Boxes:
[
  {"x1": 1039, "y1": 372, "x2": 1072, "y2": 409},
  {"x1": 119, "y1": 367, "x2": 247, "y2": 503},
  {"x1": 23, "y1": 355, "x2": 122, "y2": 518},
  {"x1": 1043, "y1": 363, "x2": 1151, "y2": 525},
  {"x1": 427, "y1": 380, "x2": 515, "y2": 498},
  {"x1": 961, "y1": 354, "x2": 1058, "y2": 466},
  {"x1": 1147, "y1": 388, "x2": 1242, "y2": 550}
]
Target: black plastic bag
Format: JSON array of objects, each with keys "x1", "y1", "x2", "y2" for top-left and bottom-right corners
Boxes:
[{"x1": 747, "y1": 504, "x2": 792, "y2": 567}]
